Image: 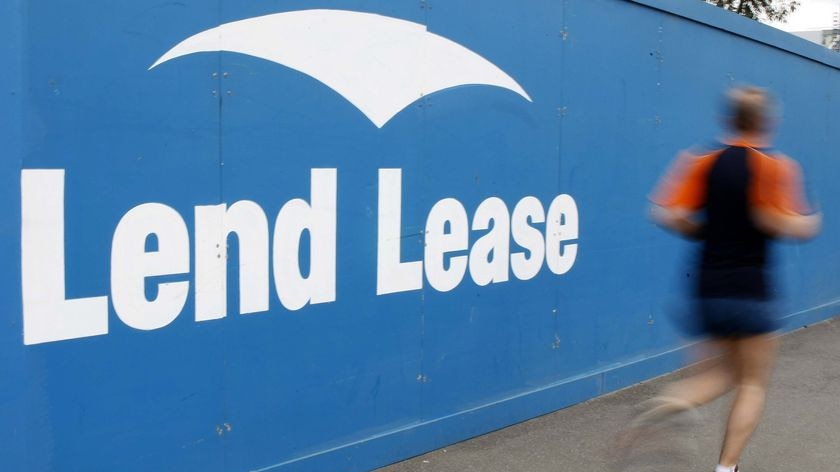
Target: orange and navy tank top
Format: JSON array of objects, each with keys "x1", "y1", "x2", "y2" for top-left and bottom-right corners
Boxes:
[{"x1": 652, "y1": 143, "x2": 810, "y2": 299}]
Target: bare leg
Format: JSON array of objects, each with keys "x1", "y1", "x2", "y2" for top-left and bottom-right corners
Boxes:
[
  {"x1": 617, "y1": 340, "x2": 734, "y2": 449},
  {"x1": 718, "y1": 334, "x2": 779, "y2": 467},
  {"x1": 661, "y1": 339, "x2": 735, "y2": 407}
]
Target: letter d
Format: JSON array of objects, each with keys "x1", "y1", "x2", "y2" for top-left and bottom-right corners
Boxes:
[{"x1": 273, "y1": 169, "x2": 337, "y2": 311}]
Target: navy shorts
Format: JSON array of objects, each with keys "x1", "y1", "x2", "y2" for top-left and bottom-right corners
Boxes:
[
  {"x1": 695, "y1": 298, "x2": 781, "y2": 337},
  {"x1": 686, "y1": 298, "x2": 780, "y2": 338}
]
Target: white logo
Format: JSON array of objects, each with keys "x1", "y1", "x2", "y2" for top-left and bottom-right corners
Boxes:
[
  {"x1": 18, "y1": 11, "x2": 578, "y2": 346},
  {"x1": 150, "y1": 9, "x2": 532, "y2": 128}
]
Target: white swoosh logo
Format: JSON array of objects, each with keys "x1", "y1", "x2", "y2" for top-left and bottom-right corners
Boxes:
[{"x1": 149, "y1": 9, "x2": 532, "y2": 128}]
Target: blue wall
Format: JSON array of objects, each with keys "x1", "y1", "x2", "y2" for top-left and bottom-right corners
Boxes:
[{"x1": 2, "y1": 1, "x2": 839, "y2": 471}]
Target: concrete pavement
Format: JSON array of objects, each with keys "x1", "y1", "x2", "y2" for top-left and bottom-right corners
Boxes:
[{"x1": 379, "y1": 318, "x2": 840, "y2": 472}]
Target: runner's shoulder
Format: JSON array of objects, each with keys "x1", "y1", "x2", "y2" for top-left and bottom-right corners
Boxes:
[{"x1": 687, "y1": 141, "x2": 727, "y2": 157}]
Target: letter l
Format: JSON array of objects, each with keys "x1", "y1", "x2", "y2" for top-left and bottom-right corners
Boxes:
[{"x1": 21, "y1": 169, "x2": 108, "y2": 345}]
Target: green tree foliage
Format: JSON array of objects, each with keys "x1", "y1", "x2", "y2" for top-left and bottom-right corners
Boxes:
[{"x1": 705, "y1": 0, "x2": 800, "y2": 22}]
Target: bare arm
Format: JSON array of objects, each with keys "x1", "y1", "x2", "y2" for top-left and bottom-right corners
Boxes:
[
  {"x1": 650, "y1": 204, "x2": 704, "y2": 238},
  {"x1": 752, "y1": 209, "x2": 821, "y2": 240},
  {"x1": 751, "y1": 155, "x2": 821, "y2": 240}
]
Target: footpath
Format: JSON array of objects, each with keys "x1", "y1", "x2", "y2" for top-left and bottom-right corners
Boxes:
[{"x1": 379, "y1": 318, "x2": 840, "y2": 472}]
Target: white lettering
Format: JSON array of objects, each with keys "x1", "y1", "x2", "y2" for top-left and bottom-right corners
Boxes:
[
  {"x1": 273, "y1": 169, "x2": 337, "y2": 310},
  {"x1": 20, "y1": 167, "x2": 580, "y2": 345},
  {"x1": 21, "y1": 170, "x2": 109, "y2": 345},
  {"x1": 376, "y1": 169, "x2": 423, "y2": 295},
  {"x1": 469, "y1": 197, "x2": 510, "y2": 286},
  {"x1": 511, "y1": 197, "x2": 546, "y2": 281},
  {"x1": 195, "y1": 201, "x2": 269, "y2": 321},
  {"x1": 545, "y1": 194, "x2": 579, "y2": 275},
  {"x1": 424, "y1": 198, "x2": 469, "y2": 292},
  {"x1": 111, "y1": 203, "x2": 190, "y2": 330}
]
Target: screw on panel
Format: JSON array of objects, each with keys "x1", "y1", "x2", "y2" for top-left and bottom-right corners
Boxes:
[
  {"x1": 420, "y1": 0, "x2": 431, "y2": 10},
  {"x1": 226, "y1": 90, "x2": 233, "y2": 96},
  {"x1": 649, "y1": 50, "x2": 664, "y2": 64},
  {"x1": 416, "y1": 374, "x2": 429, "y2": 383},
  {"x1": 552, "y1": 335, "x2": 561, "y2": 350},
  {"x1": 560, "y1": 28, "x2": 569, "y2": 41},
  {"x1": 48, "y1": 79, "x2": 61, "y2": 96},
  {"x1": 211, "y1": 72, "x2": 218, "y2": 78},
  {"x1": 654, "y1": 115, "x2": 663, "y2": 125},
  {"x1": 223, "y1": 72, "x2": 230, "y2": 78},
  {"x1": 212, "y1": 90, "x2": 218, "y2": 97},
  {"x1": 557, "y1": 106, "x2": 568, "y2": 118}
]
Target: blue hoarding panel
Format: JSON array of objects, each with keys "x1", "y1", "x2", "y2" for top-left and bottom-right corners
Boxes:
[
  {"x1": 2, "y1": 1, "x2": 839, "y2": 471},
  {"x1": 1, "y1": 1, "x2": 25, "y2": 470}
]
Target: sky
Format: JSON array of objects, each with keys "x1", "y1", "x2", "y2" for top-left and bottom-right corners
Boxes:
[{"x1": 765, "y1": 0, "x2": 840, "y2": 31}]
